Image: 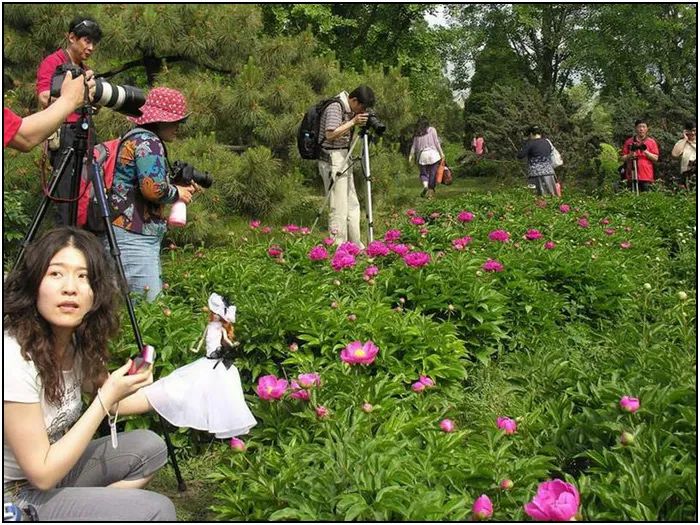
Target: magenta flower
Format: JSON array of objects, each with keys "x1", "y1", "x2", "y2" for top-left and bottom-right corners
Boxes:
[
  {"x1": 249, "y1": 220, "x2": 260, "y2": 229},
  {"x1": 457, "y1": 211, "x2": 475, "y2": 223},
  {"x1": 620, "y1": 241, "x2": 632, "y2": 249},
  {"x1": 363, "y1": 265, "x2": 379, "y2": 281},
  {"x1": 282, "y1": 224, "x2": 300, "y2": 233},
  {"x1": 410, "y1": 216, "x2": 426, "y2": 226},
  {"x1": 289, "y1": 381, "x2": 310, "y2": 401},
  {"x1": 452, "y1": 236, "x2": 473, "y2": 251},
  {"x1": 337, "y1": 242, "x2": 361, "y2": 256},
  {"x1": 267, "y1": 245, "x2": 283, "y2": 258},
  {"x1": 261, "y1": 226, "x2": 272, "y2": 234},
  {"x1": 496, "y1": 416, "x2": 517, "y2": 435},
  {"x1": 544, "y1": 241, "x2": 556, "y2": 250},
  {"x1": 366, "y1": 241, "x2": 390, "y2": 257},
  {"x1": 472, "y1": 494, "x2": 493, "y2": 520},
  {"x1": 559, "y1": 204, "x2": 571, "y2": 213},
  {"x1": 405, "y1": 208, "x2": 417, "y2": 217},
  {"x1": 488, "y1": 229, "x2": 510, "y2": 242},
  {"x1": 389, "y1": 243, "x2": 411, "y2": 256},
  {"x1": 404, "y1": 251, "x2": 431, "y2": 268},
  {"x1": 419, "y1": 375, "x2": 435, "y2": 388},
  {"x1": 482, "y1": 259, "x2": 504, "y2": 272},
  {"x1": 331, "y1": 251, "x2": 356, "y2": 271},
  {"x1": 440, "y1": 418, "x2": 455, "y2": 433},
  {"x1": 308, "y1": 245, "x2": 329, "y2": 261},
  {"x1": 412, "y1": 381, "x2": 426, "y2": 393},
  {"x1": 229, "y1": 437, "x2": 246, "y2": 452},
  {"x1": 578, "y1": 217, "x2": 590, "y2": 228},
  {"x1": 297, "y1": 373, "x2": 321, "y2": 389},
  {"x1": 619, "y1": 396, "x2": 640, "y2": 413},
  {"x1": 315, "y1": 405, "x2": 330, "y2": 419},
  {"x1": 384, "y1": 229, "x2": 402, "y2": 242},
  {"x1": 255, "y1": 374, "x2": 288, "y2": 400},
  {"x1": 323, "y1": 237, "x2": 335, "y2": 246},
  {"x1": 604, "y1": 228, "x2": 616, "y2": 236},
  {"x1": 600, "y1": 217, "x2": 610, "y2": 225},
  {"x1": 340, "y1": 340, "x2": 379, "y2": 365},
  {"x1": 524, "y1": 479, "x2": 580, "y2": 521},
  {"x1": 525, "y1": 229, "x2": 543, "y2": 241}
]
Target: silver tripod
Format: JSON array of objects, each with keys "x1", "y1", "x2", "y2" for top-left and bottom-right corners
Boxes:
[
  {"x1": 312, "y1": 129, "x2": 376, "y2": 243},
  {"x1": 630, "y1": 155, "x2": 640, "y2": 195}
]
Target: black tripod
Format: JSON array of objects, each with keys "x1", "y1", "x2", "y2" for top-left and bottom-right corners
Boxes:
[{"x1": 15, "y1": 92, "x2": 187, "y2": 492}]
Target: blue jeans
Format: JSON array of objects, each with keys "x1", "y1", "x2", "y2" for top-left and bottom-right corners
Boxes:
[{"x1": 109, "y1": 227, "x2": 163, "y2": 302}]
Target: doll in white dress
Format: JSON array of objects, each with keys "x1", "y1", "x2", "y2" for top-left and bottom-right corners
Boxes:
[{"x1": 143, "y1": 293, "x2": 257, "y2": 438}]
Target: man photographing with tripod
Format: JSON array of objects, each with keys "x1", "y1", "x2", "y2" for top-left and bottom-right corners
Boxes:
[
  {"x1": 36, "y1": 16, "x2": 102, "y2": 225},
  {"x1": 318, "y1": 85, "x2": 375, "y2": 249},
  {"x1": 620, "y1": 118, "x2": 659, "y2": 193}
]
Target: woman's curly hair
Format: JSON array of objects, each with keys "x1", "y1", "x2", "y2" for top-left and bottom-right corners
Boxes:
[{"x1": 4, "y1": 227, "x2": 123, "y2": 405}]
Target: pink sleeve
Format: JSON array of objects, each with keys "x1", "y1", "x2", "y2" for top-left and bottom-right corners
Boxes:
[{"x1": 3, "y1": 107, "x2": 23, "y2": 148}]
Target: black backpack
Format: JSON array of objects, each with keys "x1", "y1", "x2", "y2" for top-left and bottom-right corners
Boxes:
[{"x1": 297, "y1": 97, "x2": 342, "y2": 160}]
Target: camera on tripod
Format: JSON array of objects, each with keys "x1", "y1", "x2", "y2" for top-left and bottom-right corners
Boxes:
[
  {"x1": 50, "y1": 64, "x2": 146, "y2": 117},
  {"x1": 629, "y1": 142, "x2": 647, "y2": 152},
  {"x1": 170, "y1": 161, "x2": 213, "y2": 188},
  {"x1": 363, "y1": 112, "x2": 386, "y2": 136}
]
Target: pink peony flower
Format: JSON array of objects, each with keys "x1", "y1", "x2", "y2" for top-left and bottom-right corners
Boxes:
[
  {"x1": 472, "y1": 494, "x2": 493, "y2": 520},
  {"x1": 366, "y1": 241, "x2": 390, "y2": 257},
  {"x1": 249, "y1": 220, "x2": 260, "y2": 229},
  {"x1": 361, "y1": 402, "x2": 374, "y2": 413},
  {"x1": 288, "y1": 342, "x2": 298, "y2": 352},
  {"x1": 458, "y1": 211, "x2": 475, "y2": 222},
  {"x1": 289, "y1": 381, "x2": 310, "y2": 401},
  {"x1": 405, "y1": 209, "x2": 417, "y2": 217},
  {"x1": 600, "y1": 217, "x2": 610, "y2": 225},
  {"x1": 323, "y1": 237, "x2": 335, "y2": 246},
  {"x1": 419, "y1": 375, "x2": 435, "y2": 388},
  {"x1": 282, "y1": 224, "x2": 300, "y2": 233},
  {"x1": 308, "y1": 245, "x2": 329, "y2": 261},
  {"x1": 384, "y1": 229, "x2": 402, "y2": 242},
  {"x1": 544, "y1": 241, "x2": 556, "y2": 250},
  {"x1": 389, "y1": 243, "x2": 411, "y2": 256},
  {"x1": 419, "y1": 227, "x2": 429, "y2": 236},
  {"x1": 410, "y1": 216, "x2": 426, "y2": 226},
  {"x1": 267, "y1": 245, "x2": 283, "y2": 258},
  {"x1": 452, "y1": 236, "x2": 473, "y2": 251},
  {"x1": 297, "y1": 373, "x2": 321, "y2": 389},
  {"x1": 620, "y1": 241, "x2": 632, "y2": 249},
  {"x1": 500, "y1": 479, "x2": 513, "y2": 490},
  {"x1": 315, "y1": 405, "x2": 330, "y2": 419},
  {"x1": 300, "y1": 227, "x2": 311, "y2": 235},
  {"x1": 331, "y1": 251, "x2": 356, "y2": 271},
  {"x1": 347, "y1": 313, "x2": 357, "y2": 322},
  {"x1": 340, "y1": 340, "x2": 379, "y2": 365},
  {"x1": 604, "y1": 228, "x2": 616, "y2": 236},
  {"x1": 525, "y1": 229, "x2": 543, "y2": 241},
  {"x1": 619, "y1": 396, "x2": 640, "y2": 413},
  {"x1": 488, "y1": 229, "x2": 510, "y2": 242},
  {"x1": 363, "y1": 265, "x2": 379, "y2": 281},
  {"x1": 229, "y1": 437, "x2": 246, "y2": 452},
  {"x1": 496, "y1": 416, "x2": 517, "y2": 434},
  {"x1": 261, "y1": 226, "x2": 272, "y2": 234},
  {"x1": 482, "y1": 259, "x2": 504, "y2": 272},
  {"x1": 578, "y1": 217, "x2": 590, "y2": 228},
  {"x1": 337, "y1": 242, "x2": 361, "y2": 256},
  {"x1": 403, "y1": 251, "x2": 431, "y2": 268},
  {"x1": 523, "y1": 479, "x2": 580, "y2": 521},
  {"x1": 255, "y1": 375, "x2": 288, "y2": 400},
  {"x1": 439, "y1": 418, "x2": 455, "y2": 432},
  {"x1": 559, "y1": 204, "x2": 571, "y2": 213},
  {"x1": 412, "y1": 381, "x2": 426, "y2": 393}
]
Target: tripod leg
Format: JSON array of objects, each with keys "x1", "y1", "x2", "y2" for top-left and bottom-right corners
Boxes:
[{"x1": 361, "y1": 134, "x2": 374, "y2": 243}]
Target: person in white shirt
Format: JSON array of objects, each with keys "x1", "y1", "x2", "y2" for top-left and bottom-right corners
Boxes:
[{"x1": 671, "y1": 120, "x2": 696, "y2": 190}]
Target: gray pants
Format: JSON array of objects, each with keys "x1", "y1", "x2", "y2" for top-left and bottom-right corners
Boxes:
[{"x1": 5, "y1": 430, "x2": 176, "y2": 521}]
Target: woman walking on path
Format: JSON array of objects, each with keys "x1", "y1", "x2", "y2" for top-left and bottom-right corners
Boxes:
[{"x1": 409, "y1": 116, "x2": 445, "y2": 199}]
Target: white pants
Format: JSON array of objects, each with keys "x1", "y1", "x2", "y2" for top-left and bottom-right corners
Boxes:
[{"x1": 318, "y1": 150, "x2": 364, "y2": 248}]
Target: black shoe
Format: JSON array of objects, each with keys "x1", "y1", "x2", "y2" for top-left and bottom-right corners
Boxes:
[{"x1": 420, "y1": 188, "x2": 428, "y2": 198}]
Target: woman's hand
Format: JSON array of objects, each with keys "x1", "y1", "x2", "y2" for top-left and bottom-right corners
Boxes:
[
  {"x1": 175, "y1": 184, "x2": 195, "y2": 204},
  {"x1": 99, "y1": 360, "x2": 154, "y2": 408}
]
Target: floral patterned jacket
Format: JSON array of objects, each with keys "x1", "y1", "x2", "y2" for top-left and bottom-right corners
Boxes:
[{"x1": 109, "y1": 128, "x2": 179, "y2": 237}]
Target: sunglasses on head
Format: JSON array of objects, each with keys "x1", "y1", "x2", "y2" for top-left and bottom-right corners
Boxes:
[{"x1": 70, "y1": 20, "x2": 97, "y2": 33}]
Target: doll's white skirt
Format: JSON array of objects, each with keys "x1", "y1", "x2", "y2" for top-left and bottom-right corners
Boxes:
[{"x1": 143, "y1": 357, "x2": 257, "y2": 439}]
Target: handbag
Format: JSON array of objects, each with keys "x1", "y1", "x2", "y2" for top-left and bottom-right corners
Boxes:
[
  {"x1": 435, "y1": 158, "x2": 445, "y2": 184},
  {"x1": 547, "y1": 139, "x2": 563, "y2": 168},
  {"x1": 442, "y1": 165, "x2": 453, "y2": 185}
]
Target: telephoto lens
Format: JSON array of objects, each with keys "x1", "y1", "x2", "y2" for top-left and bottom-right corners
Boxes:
[{"x1": 92, "y1": 80, "x2": 146, "y2": 117}]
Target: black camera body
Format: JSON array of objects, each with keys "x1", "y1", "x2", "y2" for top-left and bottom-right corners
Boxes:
[
  {"x1": 50, "y1": 64, "x2": 146, "y2": 117},
  {"x1": 629, "y1": 142, "x2": 647, "y2": 152},
  {"x1": 364, "y1": 113, "x2": 386, "y2": 136},
  {"x1": 170, "y1": 161, "x2": 213, "y2": 188}
]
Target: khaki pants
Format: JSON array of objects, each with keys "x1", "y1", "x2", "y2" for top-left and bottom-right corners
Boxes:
[{"x1": 318, "y1": 149, "x2": 364, "y2": 249}]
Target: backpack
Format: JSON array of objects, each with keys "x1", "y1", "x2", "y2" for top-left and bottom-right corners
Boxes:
[
  {"x1": 77, "y1": 128, "x2": 141, "y2": 232},
  {"x1": 297, "y1": 97, "x2": 342, "y2": 160}
]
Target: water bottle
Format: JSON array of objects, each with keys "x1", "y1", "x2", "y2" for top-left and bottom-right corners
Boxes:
[{"x1": 168, "y1": 200, "x2": 187, "y2": 228}]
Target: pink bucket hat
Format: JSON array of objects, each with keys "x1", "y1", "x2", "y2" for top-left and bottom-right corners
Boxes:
[{"x1": 128, "y1": 87, "x2": 190, "y2": 126}]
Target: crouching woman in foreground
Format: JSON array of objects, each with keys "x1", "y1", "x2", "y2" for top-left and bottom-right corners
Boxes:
[{"x1": 3, "y1": 227, "x2": 176, "y2": 521}]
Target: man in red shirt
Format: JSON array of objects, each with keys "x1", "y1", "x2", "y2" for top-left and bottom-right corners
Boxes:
[
  {"x1": 35, "y1": 16, "x2": 102, "y2": 224},
  {"x1": 620, "y1": 119, "x2": 659, "y2": 193}
]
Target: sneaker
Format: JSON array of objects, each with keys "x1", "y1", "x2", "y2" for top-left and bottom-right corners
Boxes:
[{"x1": 420, "y1": 188, "x2": 428, "y2": 198}]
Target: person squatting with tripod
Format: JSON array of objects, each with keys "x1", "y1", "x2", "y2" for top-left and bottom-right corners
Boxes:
[
  {"x1": 36, "y1": 16, "x2": 103, "y2": 225},
  {"x1": 3, "y1": 227, "x2": 176, "y2": 521},
  {"x1": 620, "y1": 119, "x2": 659, "y2": 193},
  {"x1": 317, "y1": 85, "x2": 375, "y2": 249}
]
